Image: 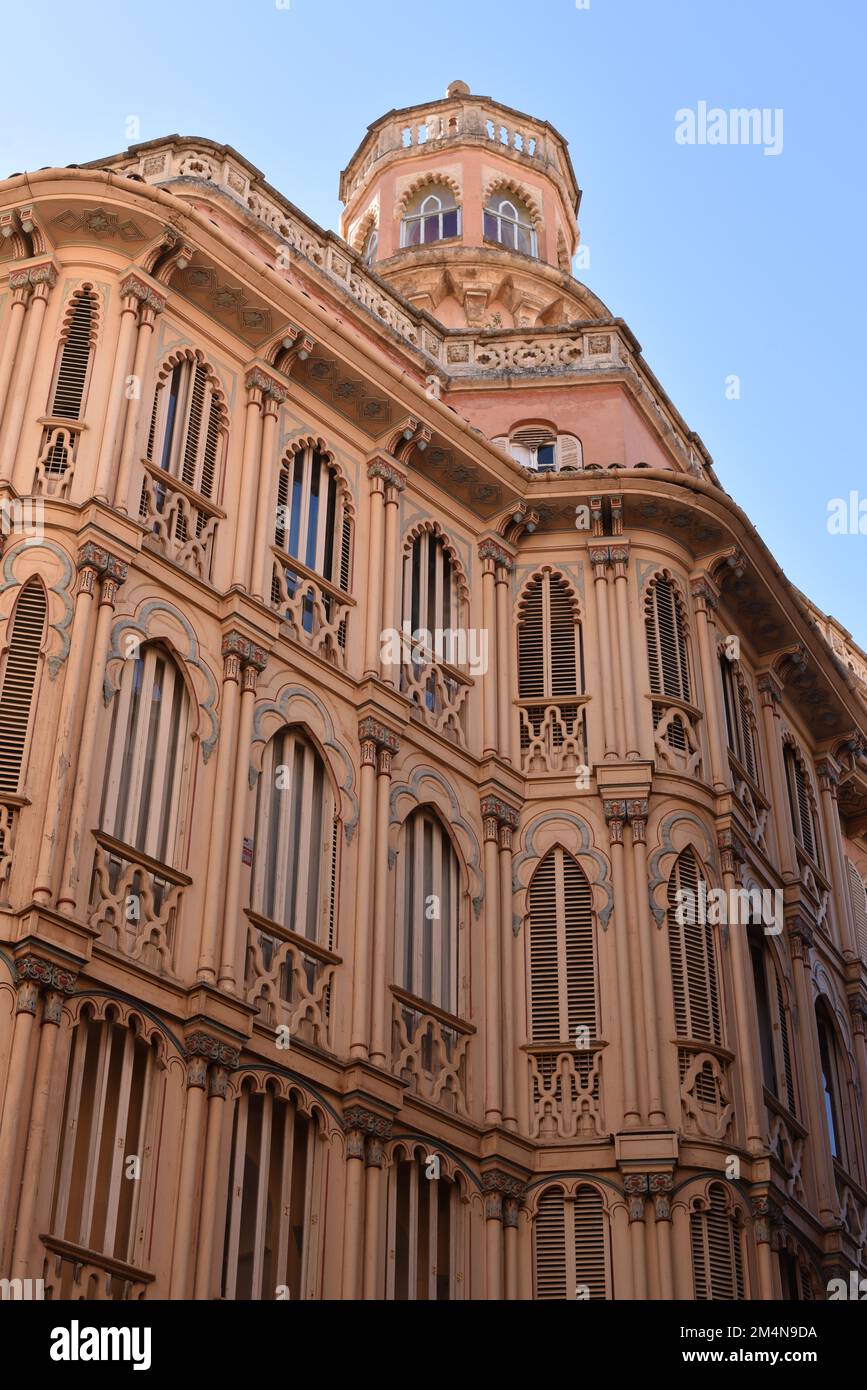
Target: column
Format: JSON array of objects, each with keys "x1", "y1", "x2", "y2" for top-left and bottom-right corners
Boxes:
[
  {"x1": 503, "y1": 1196, "x2": 521, "y2": 1299},
  {"x1": 787, "y1": 915, "x2": 838, "y2": 1223},
  {"x1": 369, "y1": 727, "x2": 401, "y2": 1067},
  {"x1": 170, "y1": 1035, "x2": 239, "y2": 1297},
  {"x1": 249, "y1": 373, "x2": 287, "y2": 600},
  {"x1": 218, "y1": 640, "x2": 269, "y2": 993},
  {"x1": 231, "y1": 372, "x2": 265, "y2": 588},
  {"x1": 650, "y1": 1175, "x2": 674, "y2": 1300},
  {"x1": 94, "y1": 276, "x2": 146, "y2": 499},
  {"x1": 350, "y1": 723, "x2": 381, "y2": 1057},
  {"x1": 495, "y1": 551, "x2": 515, "y2": 764},
  {"x1": 363, "y1": 461, "x2": 388, "y2": 678},
  {"x1": 751, "y1": 1195, "x2": 782, "y2": 1299},
  {"x1": 612, "y1": 544, "x2": 640, "y2": 759},
  {"x1": 718, "y1": 829, "x2": 768, "y2": 1152},
  {"x1": 590, "y1": 546, "x2": 617, "y2": 759},
  {"x1": 112, "y1": 283, "x2": 165, "y2": 512},
  {"x1": 379, "y1": 466, "x2": 406, "y2": 685},
  {"x1": 481, "y1": 800, "x2": 503, "y2": 1126},
  {"x1": 193, "y1": 1064, "x2": 231, "y2": 1298},
  {"x1": 816, "y1": 757, "x2": 858, "y2": 959},
  {"x1": 690, "y1": 576, "x2": 728, "y2": 794},
  {"x1": 3, "y1": 263, "x2": 56, "y2": 489},
  {"x1": 757, "y1": 673, "x2": 797, "y2": 878},
  {"x1": 341, "y1": 1107, "x2": 383, "y2": 1299},
  {"x1": 196, "y1": 636, "x2": 245, "y2": 982},
  {"x1": 604, "y1": 802, "x2": 641, "y2": 1127},
  {"x1": 498, "y1": 805, "x2": 520, "y2": 1130},
  {"x1": 362, "y1": 1134, "x2": 389, "y2": 1299},
  {"x1": 0, "y1": 272, "x2": 31, "y2": 438},
  {"x1": 482, "y1": 1176, "x2": 504, "y2": 1300},
  {"x1": 847, "y1": 997, "x2": 867, "y2": 1148},
  {"x1": 606, "y1": 567, "x2": 627, "y2": 759},
  {"x1": 625, "y1": 1175, "x2": 648, "y2": 1300},
  {"x1": 33, "y1": 548, "x2": 102, "y2": 904},
  {"x1": 671, "y1": 1201, "x2": 693, "y2": 1298},
  {"x1": 627, "y1": 801, "x2": 666, "y2": 1125},
  {"x1": 478, "y1": 545, "x2": 497, "y2": 756},
  {"x1": 57, "y1": 548, "x2": 128, "y2": 912}
]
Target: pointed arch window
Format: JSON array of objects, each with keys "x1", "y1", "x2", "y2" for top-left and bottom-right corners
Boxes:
[
  {"x1": 400, "y1": 528, "x2": 468, "y2": 742},
  {"x1": 400, "y1": 186, "x2": 461, "y2": 247},
  {"x1": 815, "y1": 1001, "x2": 850, "y2": 1166},
  {"x1": 271, "y1": 445, "x2": 353, "y2": 655},
  {"x1": 49, "y1": 285, "x2": 97, "y2": 420},
  {"x1": 484, "y1": 193, "x2": 537, "y2": 257},
  {"x1": 528, "y1": 847, "x2": 597, "y2": 1044},
  {"x1": 396, "y1": 807, "x2": 460, "y2": 1015},
  {"x1": 691, "y1": 1184, "x2": 746, "y2": 1299},
  {"x1": 534, "y1": 1184, "x2": 609, "y2": 1299},
  {"x1": 145, "y1": 353, "x2": 225, "y2": 500},
  {"x1": 784, "y1": 743, "x2": 820, "y2": 865},
  {"x1": 0, "y1": 579, "x2": 47, "y2": 794},
  {"x1": 748, "y1": 927, "x2": 797, "y2": 1114},
  {"x1": 98, "y1": 643, "x2": 191, "y2": 867},
  {"x1": 667, "y1": 847, "x2": 722, "y2": 1046},
  {"x1": 517, "y1": 570, "x2": 585, "y2": 771},
  {"x1": 720, "y1": 656, "x2": 758, "y2": 783}
]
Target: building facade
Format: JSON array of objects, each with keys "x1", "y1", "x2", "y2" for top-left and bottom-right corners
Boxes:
[{"x1": 0, "y1": 80, "x2": 866, "y2": 1301}]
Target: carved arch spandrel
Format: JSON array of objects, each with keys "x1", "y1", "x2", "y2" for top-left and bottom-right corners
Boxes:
[
  {"x1": 102, "y1": 598, "x2": 219, "y2": 762},
  {"x1": 387, "y1": 763, "x2": 482, "y2": 916},
  {"x1": 249, "y1": 683, "x2": 358, "y2": 842},
  {"x1": 512, "y1": 810, "x2": 613, "y2": 935},
  {"x1": 647, "y1": 809, "x2": 719, "y2": 927},
  {"x1": 0, "y1": 539, "x2": 74, "y2": 678}
]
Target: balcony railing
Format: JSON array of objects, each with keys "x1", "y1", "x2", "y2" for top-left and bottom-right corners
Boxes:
[
  {"x1": 269, "y1": 547, "x2": 353, "y2": 668},
  {"x1": 244, "y1": 909, "x2": 338, "y2": 1049},
  {"x1": 650, "y1": 695, "x2": 704, "y2": 778},
  {"x1": 0, "y1": 796, "x2": 23, "y2": 890},
  {"x1": 765, "y1": 1090, "x2": 807, "y2": 1202},
  {"x1": 400, "y1": 652, "x2": 471, "y2": 746},
  {"x1": 527, "y1": 1041, "x2": 603, "y2": 1139},
  {"x1": 518, "y1": 695, "x2": 589, "y2": 773},
  {"x1": 139, "y1": 461, "x2": 222, "y2": 581},
  {"x1": 677, "y1": 1040, "x2": 735, "y2": 1141},
  {"x1": 40, "y1": 1233, "x2": 154, "y2": 1301},
  {"x1": 834, "y1": 1162, "x2": 867, "y2": 1253},
  {"x1": 729, "y1": 752, "x2": 771, "y2": 853},
  {"x1": 34, "y1": 419, "x2": 83, "y2": 498},
  {"x1": 391, "y1": 985, "x2": 473, "y2": 1115},
  {"x1": 88, "y1": 831, "x2": 189, "y2": 974}
]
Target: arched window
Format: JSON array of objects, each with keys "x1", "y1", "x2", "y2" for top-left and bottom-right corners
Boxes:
[
  {"x1": 494, "y1": 427, "x2": 582, "y2": 473},
  {"x1": 783, "y1": 743, "x2": 820, "y2": 865},
  {"x1": 362, "y1": 226, "x2": 378, "y2": 266},
  {"x1": 646, "y1": 573, "x2": 691, "y2": 702},
  {"x1": 517, "y1": 570, "x2": 585, "y2": 771},
  {"x1": 748, "y1": 927, "x2": 797, "y2": 1114},
  {"x1": 250, "y1": 727, "x2": 336, "y2": 947},
  {"x1": 272, "y1": 444, "x2": 353, "y2": 657},
  {"x1": 222, "y1": 1085, "x2": 324, "y2": 1300},
  {"x1": 396, "y1": 808, "x2": 461, "y2": 1015},
  {"x1": 667, "y1": 847, "x2": 722, "y2": 1045},
  {"x1": 815, "y1": 1001, "x2": 851, "y2": 1167},
  {"x1": 48, "y1": 285, "x2": 97, "y2": 420},
  {"x1": 145, "y1": 352, "x2": 226, "y2": 500},
  {"x1": 400, "y1": 527, "x2": 468, "y2": 742},
  {"x1": 691, "y1": 1184, "x2": 746, "y2": 1299},
  {"x1": 386, "y1": 1149, "x2": 462, "y2": 1300},
  {"x1": 846, "y1": 858, "x2": 867, "y2": 964},
  {"x1": 534, "y1": 1184, "x2": 609, "y2": 1299},
  {"x1": 0, "y1": 579, "x2": 47, "y2": 794},
  {"x1": 98, "y1": 643, "x2": 191, "y2": 867},
  {"x1": 528, "y1": 848, "x2": 597, "y2": 1044},
  {"x1": 400, "y1": 186, "x2": 461, "y2": 247},
  {"x1": 720, "y1": 656, "x2": 758, "y2": 783},
  {"x1": 484, "y1": 193, "x2": 537, "y2": 257},
  {"x1": 50, "y1": 1011, "x2": 161, "y2": 1283}
]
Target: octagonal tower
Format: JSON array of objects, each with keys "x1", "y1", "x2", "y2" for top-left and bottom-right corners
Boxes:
[{"x1": 339, "y1": 80, "x2": 605, "y2": 329}]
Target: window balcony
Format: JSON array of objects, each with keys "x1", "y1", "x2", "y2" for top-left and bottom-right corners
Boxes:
[
  {"x1": 400, "y1": 651, "x2": 471, "y2": 747},
  {"x1": 269, "y1": 547, "x2": 354, "y2": 669},
  {"x1": 0, "y1": 794, "x2": 25, "y2": 892},
  {"x1": 518, "y1": 695, "x2": 589, "y2": 774},
  {"x1": 649, "y1": 694, "x2": 704, "y2": 778},
  {"x1": 526, "y1": 1040, "x2": 604, "y2": 1139},
  {"x1": 676, "y1": 1039, "x2": 735, "y2": 1141},
  {"x1": 765, "y1": 1089, "x2": 807, "y2": 1203},
  {"x1": 34, "y1": 417, "x2": 84, "y2": 498},
  {"x1": 139, "y1": 460, "x2": 222, "y2": 582},
  {"x1": 390, "y1": 985, "x2": 473, "y2": 1116},
  {"x1": 39, "y1": 1233, "x2": 154, "y2": 1301},
  {"x1": 88, "y1": 830, "x2": 190, "y2": 974},
  {"x1": 244, "y1": 908, "x2": 339, "y2": 1051}
]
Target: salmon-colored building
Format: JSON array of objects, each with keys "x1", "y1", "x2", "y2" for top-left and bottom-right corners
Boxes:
[{"x1": 1, "y1": 80, "x2": 866, "y2": 1301}]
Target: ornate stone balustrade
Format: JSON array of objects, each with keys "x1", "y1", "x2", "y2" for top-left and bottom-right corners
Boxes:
[
  {"x1": 88, "y1": 831, "x2": 189, "y2": 973},
  {"x1": 0, "y1": 798, "x2": 19, "y2": 888},
  {"x1": 400, "y1": 653, "x2": 470, "y2": 746},
  {"x1": 391, "y1": 986, "x2": 472, "y2": 1115},
  {"x1": 765, "y1": 1091, "x2": 807, "y2": 1202},
  {"x1": 729, "y1": 753, "x2": 771, "y2": 853},
  {"x1": 651, "y1": 697, "x2": 704, "y2": 778},
  {"x1": 834, "y1": 1163, "x2": 867, "y2": 1258},
  {"x1": 40, "y1": 1234, "x2": 153, "y2": 1301},
  {"x1": 677, "y1": 1041, "x2": 734, "y2": 1141},
  {"x1": 443, "y1": 327, "x2": 618, "y2": 376},
  {"x1": 139, "y1": 462, "x2": 221, "y2": 581},
  {"x1": 244, "y1": 910, "x2": 338, "y2": 1049},
  {"x1": 518, "y1": 696, "x2": 589, "y2": 773},
  {"x1": 34, "y1": 419, "x2": 83, "y2": 498},
  {"x1": 269, "y1": 548, "x2": 353, "y2": 668},
  {"x1": 527, "y1": 1043, "x2": 603, "y2": 1139}
]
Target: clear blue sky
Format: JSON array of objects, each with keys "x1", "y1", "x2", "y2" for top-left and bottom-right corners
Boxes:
[{"x1": 3, "y1": 0, "x2": 864, "y2": 647}]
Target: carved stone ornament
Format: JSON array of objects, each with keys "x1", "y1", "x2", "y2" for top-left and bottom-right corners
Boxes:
[
  {"x1": 15, "y1": 954, "x2": 77, "y2": 994},
  {"x1": 343, "y1": 1106, "x2": 393, "y2": 1139},
  {"x1": 185, "y1": 1032, "x2": 241, "y2": 1070}
]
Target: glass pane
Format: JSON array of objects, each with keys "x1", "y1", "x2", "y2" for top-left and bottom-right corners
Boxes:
[
  {"x1": 405, "y1": 217, "x2": 421, "y2": 246},
  {"x1": 422, "y1": 215, "x2": 440, "y2": 243},
  {"x1": 483, "y1": 210, "x2": 498, "y2": 242},
  {"x1": 441, "y1": 209, "x2": 458, "y2": 239},
  {"x1": 516, "y1": 225, "x2": 531, "y2": 255},
  {"x1": 536, "y1": 444, "x2": 555, "y2": 471}
]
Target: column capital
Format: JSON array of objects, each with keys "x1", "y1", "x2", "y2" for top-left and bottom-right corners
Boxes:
[
  {"x1": 481, "y1": 1170, "x2": 526, "y2": 1210},
  {"x1": 480, "y1": 794, "x2": 520, "y2": 831},
  {"x1": 358, "y1": 717, "x2": 400, "y2": 761},
  {"x1": 847, "y1": 991, "x2": 867, "y2": 1036},
  {"x1": 603, "y1": 799, "x2": 626, "y2": 843},
  {"x1": 343, "y1": 1105, "x2": 393, "y2": 1139},
  {"x1": 757, "y1": 670, "x2": 784, "y2": 709},
  {"x1": 625, "y1": 798, "x2": 649, "y2": 842},
  {"x1": 786, "y1": 912, "x2": 815, "y2": 960},
  {"x1": 717, "y1": 826, "x2": 748, "y2": 875},
  {"x1": 609, "y1": 542, "x2": 630, "y2": 570},
  {"x1": 478, "y1": 538, "x2": 514, "y2": 571},
  {"x1": 222, "y1": 630, "x2": 268, "y2": 683},
  {"x1": 22, "y1": 259, "x2": 58, "y2": 297},
  {"x1": 365, "y1": 1136, "x2": 387, "y2": 1168},
  {"x1": 14, "y1": 953, "x2": 77, "y2": 995},
  {"x1": 208, "y1": 1064, "x2": 229, "y2": 1099},
  {"x1": 649, "y1": 1173, "x2": 674, "y2": 1221},
  {"x1": 245, "y1": 365, "x2": 288, "y2": 407},
  {"x1": 751, "y1": 1193, "x2": 785, "y2": 1245},
  {"x1": 366, "y1": 455, "x2": 407, "y2": 492},
  {"x1": 623, "y1": 1172, "x2": 649, "y2": 1222},
  {"x1": 588, "y1": 544, "x2": 611, "y2": 575},
  {"x1": 185, "y1": 1032, "x2": 241, "y2": 1072},
  {"x1": 76, "y1": 543, "x2": 129, "y2": 604},
  {"x1": 815, "y1": 756, "x2": 841, "y2": 796},
  {"x1": 119, "y1": 272, "x2": 167, "y2": 316},
  {"x1": 690, "y1": 574, "x2": 720, "y2": 613}
]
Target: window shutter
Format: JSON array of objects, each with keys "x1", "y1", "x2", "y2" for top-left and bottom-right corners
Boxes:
[
  {"x1": 252, "y1": 728, "x2": 333, "y2": 943},
  {"x1": 0, "y1": 582, "x2": 47, "y2": 793},
  {"x1": 517, "y1": 576, "x2": 545, "y2": 699},
  {"x1": 535, "y1": 1188, "x2": 567, "y2": 1299},
  {"x1": 535, "y1": 1185, "x2": 608, "y2": 1301},
  {"x1": 555, "y1": 434, "x2": 582, "y2": 470},
  {"x1": 667, "y1": 848, "x2": 721, "y2": 1045},
  {"x1": 50, "y1": 288, "x2": 95, "y2": 419},
  {"x1": 399, "y1": 809, "x2": 460, "y2": 1014},
  {"x1": 846, "y1": 859, "x2": 867, "y2": 964},
  {"x1": 691, "y1": 1186, "x2": 745, "y2": 1300},
  {"x1": 529, "y1": 848, "x2": 596, "y2": 1042},
  {"x1": 573, "y1": 1186, "x2": 608, "y2": 1299},
  {"x1": 785, "y1": 746, "x2": 817, "y2": 861},
  {"x1": 736, "y1": 676, "x2": 757, "y2": 781},
  {"x1": 518, "y1": 572, "x2": 580, "y2": 701},
  {"x1": 774, "y1": 967, "x2": 797, "y2": 1115},
  {"x1": 646, "y1": 575, "x2": 690, "y2": 701}
]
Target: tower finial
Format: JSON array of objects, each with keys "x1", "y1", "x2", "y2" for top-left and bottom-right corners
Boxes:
[{"x1": 446, "y1": 79, "x2": 470, "y2": 97}]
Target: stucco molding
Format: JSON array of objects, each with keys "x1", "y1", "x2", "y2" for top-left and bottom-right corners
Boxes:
[
  {"x1": 512, "y1": 810, "x2": 613, "y2": 934},
  {"x1": 250, "y1": 683, "x2": 359, "y2": 842}
]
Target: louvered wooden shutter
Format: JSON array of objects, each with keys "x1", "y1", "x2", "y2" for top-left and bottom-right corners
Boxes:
[
  {"x1": 50, "y1": 289, "x2": 95, "y2": 419},
  {"x1": 529, "y1": 848, "x2": 596, "y2": 1042},
  {"x1": 0, "y1": 582, "x2": 46, "y2": 793},
  {"x1": 400, "y1": 810, "x2": 460, "y2": 1013},
  {"x1": 535, "y1": 1185, "x2": 608, "y2": 1300},
  {"x1": 785, "y1": 746, "x2": 817, "y2": 861},
  {"x1": 555, "y1": 434, "x2": 582, "y2": 469},
  {"x1": 252, "y1": 728, "x2": 333, "y2": 943},
  {"x1": 667, "y1": 848, "x2": 721, "y2": 1045},
  {"x1": 691, "y1": 1185, "x2": 745, "y2": 1300},
  {"x1": 518, "y1": 573, "x2": 580, "y2": 700},
  {"x1": 736, "y1": 675, "x2": 757, "y2": 781},
  {"x1": 846, "y1": 859, "x2": 867, "y2": 964},
  {"x1": 646, "y1": 575, "x2": 690, "y2": 701},
  {"x1": 774, "y1": 968, "x2": 797, "y2": 1114}
]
